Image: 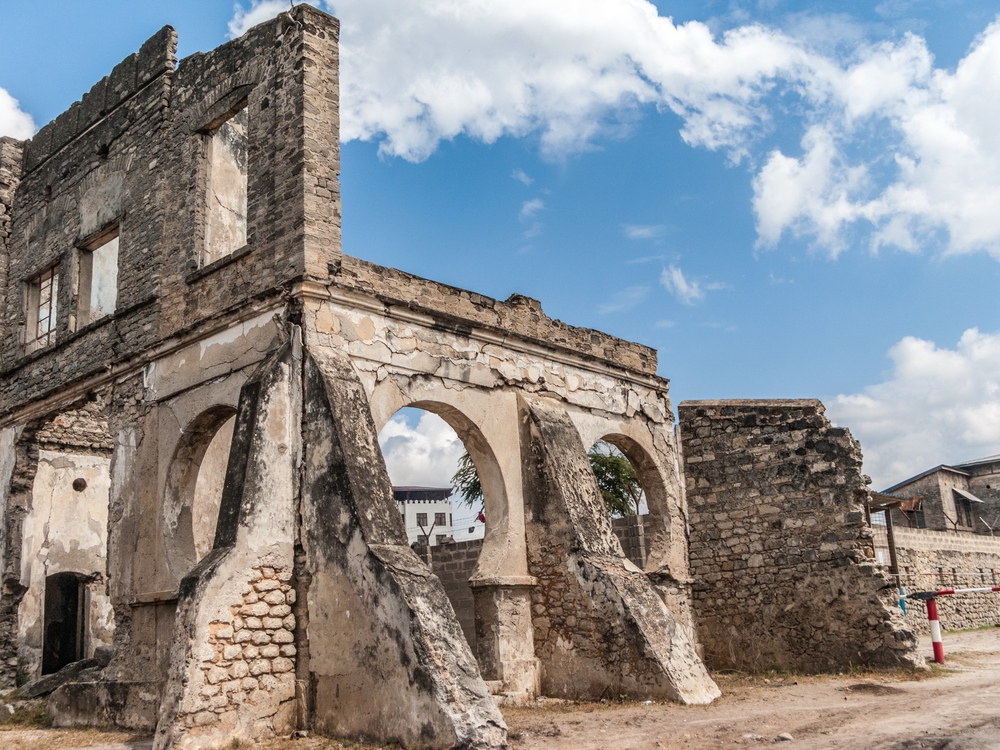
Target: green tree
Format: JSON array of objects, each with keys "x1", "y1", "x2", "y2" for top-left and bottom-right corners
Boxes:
[
  {"x1": 589, "y1": 441, "x2": 642, "y2": 517},
  {"x1": 450, "y1": 441, "x2": 642, "y2": 517}
]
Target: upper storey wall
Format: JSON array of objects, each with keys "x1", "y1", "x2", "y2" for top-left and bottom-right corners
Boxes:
[
  {"x1": 333, "y1": 256, "x2": 659, "y2": 377},
  {"x1": 0, "y1": 5, "x2": 342, "y2": 418}
]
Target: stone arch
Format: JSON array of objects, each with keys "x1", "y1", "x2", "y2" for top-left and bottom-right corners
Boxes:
[
  {"x1": 369, "y1": 376, "x2": 540, "y2": 698},
  {"x1": 570, "y1": 414, "x2": 683, "y2": 576},
  {"x1": 590, "y1": 432, "x2": 670, "y2": 570},
  {"x1": 161, "y1": 405, "x2": 237, "y2": 588}
]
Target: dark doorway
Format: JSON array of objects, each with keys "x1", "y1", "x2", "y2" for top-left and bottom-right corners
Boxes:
[{"x1": 42, "y1": 573, "x2": 87, "y2": 675}]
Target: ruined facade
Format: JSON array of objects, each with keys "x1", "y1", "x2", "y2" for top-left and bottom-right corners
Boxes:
[{"x1": 0, "y1": 7, "x2": 721, "y2": 748}]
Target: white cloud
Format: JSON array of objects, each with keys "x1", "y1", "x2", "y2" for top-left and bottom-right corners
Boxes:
[
  {"x1": 226, "y1": 1, "x2": 1000, "y2": 258},
  {"x1": 327, "y1": 0, "x2": 812, "y2": 161},
  {"x1": 229, "y1": 0, "x2": 320, "y2": 38},
  {"x1": 623, "y1": 224, "x2": 665, "y2": 239},
  {"x1": 753, "y1": 23, "x2": 1000, "y2": 258},
  {"x1": 828, "y1": 329, "x2": 1000, "y2": 489},
  {"x1": 0, "y1": 87, "x2": 35, "y2": 139},
  {"x1": 519, "y1": 198, "x2": 544, "y2": 221},
  {"x1": 598, "y1": 285, "x2": 648, "y2": 313},
  {"x1": 660, "y1": 265, "x2": 708, "y2": 305},
  {"x1": 511, "y1": 168, "x2": 533, "y2": 186},
  {"x1": 378, "y1": 410, "x2": 464, "y2": 488}
]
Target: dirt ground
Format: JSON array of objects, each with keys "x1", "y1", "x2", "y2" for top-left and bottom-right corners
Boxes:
[{"x1": 2, "y1": 628, "x2": 999, "y2": 750}]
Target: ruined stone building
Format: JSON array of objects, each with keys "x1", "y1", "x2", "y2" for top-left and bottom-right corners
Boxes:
[
  {"x1": 0, "y1": 5, "x2": 924, "y2": 749},
  {"x1": 0, "y1": 7, "x2": 720, "y2": 747}
]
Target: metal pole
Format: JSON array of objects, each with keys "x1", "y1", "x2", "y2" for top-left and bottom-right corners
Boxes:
[
  {"x1": 884, "y1": 508, "x2": 905, "y2": 614},
  {"x1": 927, "y1": 598, "x2": 944, "y2": 664}
]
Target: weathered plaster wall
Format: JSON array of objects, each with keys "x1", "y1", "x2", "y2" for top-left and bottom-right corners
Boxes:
[
  {"x1": 155, "y1": 337, "x2": 301, "y2": 750},
  {"x1": 520, "y1": 394, "x2": 720, "y2": 704},
  {"x1": 300, "y1": 347, "x2": 505, "y2": 749},
  {"x1": 17, "y1": 450, "x2": 114, "y2": 681},
  {"x1": 680, "y1": 399, "x2": 920, "y2": 673}
]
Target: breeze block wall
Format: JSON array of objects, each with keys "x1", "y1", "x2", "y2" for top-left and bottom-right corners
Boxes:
[{"x1": 679, "y1": 399, "x2": 920, "y2": 672}]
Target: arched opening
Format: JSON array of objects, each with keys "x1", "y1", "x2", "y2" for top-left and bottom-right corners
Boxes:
[
  {"x1": 42, "y1": 572, "x2": 89, "y2": 675},
  {"x1": 377, "y1": 403, "x2": 505, "y2": 660},
  {"x1": 163, "y1": 406, "x2": 238, "y2": 586},
  {"x1": 589, "y1": 435, "x2": 666, "y2": 570}
]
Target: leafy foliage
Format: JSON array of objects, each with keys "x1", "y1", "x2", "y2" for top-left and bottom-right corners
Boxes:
[
  {"x1": 451, "y1": 451, "x2": 483, "y2": 509},
  {"x1": 589, "y1": 441, "x2": 642, "y2": 517},
  {"x1": 450, "y1": 441, "x2": 642, "y2": 517}
]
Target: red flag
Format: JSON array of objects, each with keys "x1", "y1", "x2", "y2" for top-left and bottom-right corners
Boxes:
[{"x1": 477, "y1": 512, "x2": 486, "y2": 523}]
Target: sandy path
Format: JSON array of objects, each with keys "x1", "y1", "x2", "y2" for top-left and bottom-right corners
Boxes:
[
  {"x1": 505, "y1": 629, "x2": 1000, "y2": 750},
  {"x1": 2, "y1": 629, "x2": 999, "y2": 749}
]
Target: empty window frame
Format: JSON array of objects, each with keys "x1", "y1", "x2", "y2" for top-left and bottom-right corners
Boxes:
[
  {"x1": 203, "y1": 105, "x2": 248, "y2": 266},
  {"x1": 24, "y1": 265, "x2": 60, "y2": 353},
  {"x1": 77, "y1": 227, "x2": 119, "y2": 327}
]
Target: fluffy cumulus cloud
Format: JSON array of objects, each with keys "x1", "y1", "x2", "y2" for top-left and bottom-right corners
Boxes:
[
  {"x1": 828, "y1": 329, "x2": 1000, "y2": 489},
  {"x1": 227, "y1": 1, "x2": 1000, "y2": 258},
  {"x1": 378, "y1": 409, "x2": 464, "y2": 488},
  {"x1": 0, "y1": 87, "x2": 35, "y2": 139}
]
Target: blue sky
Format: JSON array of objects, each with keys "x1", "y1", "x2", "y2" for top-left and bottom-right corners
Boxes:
[{"x1": 3, "y1": 0, "x2": 1000, "y2": 488}]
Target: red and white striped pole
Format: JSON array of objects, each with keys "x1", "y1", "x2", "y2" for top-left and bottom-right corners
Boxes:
[
  {"x1": 908, "y1": 586, "x2": 1000, "y2": 665},
  {"x1": 927, "y1": 597, "x2": 944, "y2": 664}
]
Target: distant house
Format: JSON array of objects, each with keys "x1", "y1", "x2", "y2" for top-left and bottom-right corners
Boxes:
[
  {"x1": 393, "y1": 486, "x2": 455, "y2": 546},
  {"x1": 882, "y1": 456, "x2": 1000, "y2": 535}
]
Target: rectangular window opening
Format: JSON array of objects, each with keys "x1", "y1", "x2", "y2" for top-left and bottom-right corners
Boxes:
[
  {"x1": 434, "y1": 512, "x2": 447, "y2": 527},
  {"x1": 78, "y1": 227, "x2": 119, "y2": 327},
  {"x1": 203, "y1": 105, "x2": 248, "y2": 267},
  {"x1": 24, "y1": 265, "x2": 60, "y2": 353},
  {"x1": 416, "y1": 512, "x2": 428, "y2": 528}
]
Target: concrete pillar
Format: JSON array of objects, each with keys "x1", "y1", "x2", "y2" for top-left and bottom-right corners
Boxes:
[{"x1": 470, "y1": 576, "x2": 540, "y2": 701}]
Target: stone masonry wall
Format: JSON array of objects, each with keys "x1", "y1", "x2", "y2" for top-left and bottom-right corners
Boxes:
[
  {"x1": 0, "y1": 138, "x2": 23, "y2": 315},
  {"x1": 680, "y1": 399, "x2": 919, "y2": 673},
  {"x1": 423, "y1": 539, "x2": 483, "y2": 656},
  {"x1": 890, "y1": 528, "x2": 1000, "y2": 633},
  {"x1": 612, "y1": 515, "x2": 651, "y2": 569},
  {"x1": 181, "y1": 566, "x2": 296, "y2": 734}
]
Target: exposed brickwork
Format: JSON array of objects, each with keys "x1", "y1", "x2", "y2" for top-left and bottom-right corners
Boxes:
[
  {"x1": 182, "y1": 567, "x2": 296, "y2": 735},
  {"x1": 679, "y1": 399, "x2": 919, "y2": 672},
  {"x1": 0, "y1": 138, "x2": 23, "y2": 321}
]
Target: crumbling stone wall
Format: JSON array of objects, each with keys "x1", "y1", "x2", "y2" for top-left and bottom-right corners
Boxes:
[
  {"x1": 890, "y1": 528, "x2": 1000, "y2": 632},
  {"x1": 0, "y1": 138, "x2": 23, "y2": 315},
  {"x1": 680, "y1": 399, "x2": 920, "y2": 673}
]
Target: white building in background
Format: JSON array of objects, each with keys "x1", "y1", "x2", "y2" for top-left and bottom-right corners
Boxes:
[
  {"x1": 394, "y1": 486, "x2": 456, "y2": 546},
  {"x1": 393, "y1": 486, "x2": 487, "y2": 546}
]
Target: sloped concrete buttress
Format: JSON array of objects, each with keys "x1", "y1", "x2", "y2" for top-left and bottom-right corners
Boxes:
[
  {"x1": 518, "y1": 394, "x2": 720, "y2": 705},
  {"x1": 154, "y1": 332, "x2": 303, "y2": 750},
  {"x1": 301, "y1": 347, "x2": 506, "y2": 749}
]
